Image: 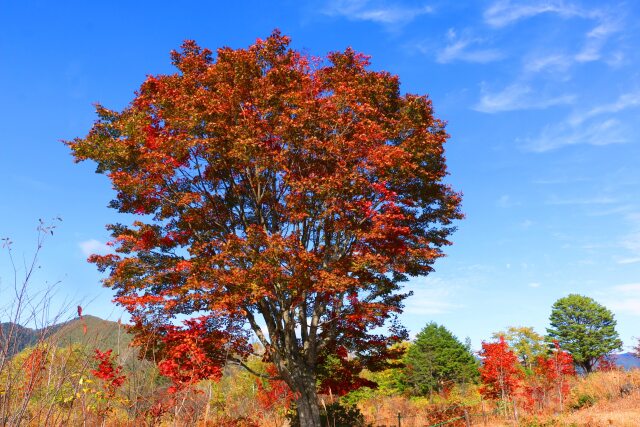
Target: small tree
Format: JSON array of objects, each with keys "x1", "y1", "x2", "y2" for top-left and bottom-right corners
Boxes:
[
  {"x1": 67, "y1": 31, "x2": 462, "y2": 426},
  {"x1": 547, "y1": 294, "x2": 622, "y2": 373},
  {"x1": 533, "y1": 341, "x2": 575, "y2": 412},
  {"x1": 405, "y1": 322, "x2": 478, "y2": 396},
  {"x1": 478, "y1": 337, "x2": 523, "y2": 415},
  {"x1": 90, "y1": 348, "x2": 127, "y2": 419},
  {"x1": 492, "y1": 326, "x2": 546, "y2": 372}
]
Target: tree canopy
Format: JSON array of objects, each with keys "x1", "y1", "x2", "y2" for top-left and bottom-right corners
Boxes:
[
  {"x1": 478, "y1": 337, "x2": 522, "y2": 403},
  {"x1": 67, "y1": 31, "x2": 462, "y2": 426},
  {"x1": 492, "y1": 326, "x2": 546, "y2": 372},
  {"x1": 404, "y1": 322, "x2": 478, "y2": 396},
  {"x1": 546, "y1": 294, "x2": 622, "y2": 373}
]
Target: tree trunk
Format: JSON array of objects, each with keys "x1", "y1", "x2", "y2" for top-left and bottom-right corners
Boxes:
[{"x1": 293, "y1": 371, "x2": 322, "y2": 427}]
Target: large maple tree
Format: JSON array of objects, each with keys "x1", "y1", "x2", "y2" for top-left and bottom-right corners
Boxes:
[{"x1": 67, "y1": 31, "x2": 462, "y2": 426}]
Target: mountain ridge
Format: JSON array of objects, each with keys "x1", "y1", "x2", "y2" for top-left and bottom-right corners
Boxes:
[{"x1": 1, "y1": 315, "x2": 133, "y2": 356}]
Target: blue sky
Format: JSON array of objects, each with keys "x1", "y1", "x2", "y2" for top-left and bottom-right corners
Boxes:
[{"x1": 1, "y1": 0, "x2": 639, "y2": 351}]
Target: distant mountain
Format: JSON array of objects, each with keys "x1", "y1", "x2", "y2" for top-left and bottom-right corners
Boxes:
[
  {"x1": 613, "y1": 352, "x2": 640, "y2": 370},
  {"x1": 53, "y1": 315, "x2": 132, "y2": 351},
  {"x1": 0, "y1": 322, "x2": 40, "y2": 356},
  {"x1": 0, "y1": 315, "x2": 133, "y2": 357}
]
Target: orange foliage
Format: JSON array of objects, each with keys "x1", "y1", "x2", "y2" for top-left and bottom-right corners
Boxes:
[{"x1": 67, "y1": 30, "x2": 462, "y2": 415}]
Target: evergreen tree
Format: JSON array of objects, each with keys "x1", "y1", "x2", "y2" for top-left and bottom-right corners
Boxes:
[
  {"x1": 547, "y1": 294, "x2": 622, "y2": 373},
  {"x1": 404, "y1": 323, "x2": 478, "y2": 396}
]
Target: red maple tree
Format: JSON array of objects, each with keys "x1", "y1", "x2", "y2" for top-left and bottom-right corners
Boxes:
[
  {"x1": 67, "y1": 30, "x2": 461, "y2": 425},
  {"x1": 523, "y1": 341, "x2": 574, "y2": 412},
  {"x1": 21, "y1": 347, "x2": 48, "y2": 396},
  {"x1": 479, "y1": 336, "x2": 523, "y2": 404},
  {"x1": 153, "y1": 315, "x2": 250, "y2": 393}
]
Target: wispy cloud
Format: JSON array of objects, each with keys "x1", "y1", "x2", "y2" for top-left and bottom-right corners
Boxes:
[
  {"x1": 474, "y1": 82, "x2": 574, "y2": 113},
  {"x1": 486, "y1": 1, "x2": 623, "y2": 78},
  {"x1": 545, "y1": 195, "x2": 617, "y2": 206},
  {"x1": 434, "y1": 29, "x2": 503, "y2": 64},
  {"x1": 617, "y1": 231, "x2": 640, "y2": 265},
  {"x1": 525, "y1": 91, "x2": 640, "y2": 152},
  {"x1": 79, "y1": 239, "x2": 111, "y2": 257},
  {"x1": 613, "y1": 283, "x2": 640, "y2": 293},
  {"x1": 575, "y1": 18, "x2": 622, "y2": 63},
  {"x1": 570, "y1": 91, "x2": 640, "y2": 125},
  {"x1": 524, "y1": 53, "x2": 573, "y2": 74},
  {"x1": 484, "y1": 0, "x2": 585, "y2": 28},
  {"x1": 587, "y1": 204, "x2": 634, "y2": 217},
  {"x1": 603, "y1": 283, "x2": 640, "y2": 315},
  {"x1": 497, "y1": 194, "x2": 520, "y2": 208},
  {"x1": 324, "y1": 0, "x2": 433, "y2": 25},
  {"x1": 532, "y1": 176, "x2": 590, "y2": 185},
  {"x1": 526, "y1": 118, "x2": 627, "y2": 152},
  {"x1": 403, "y1": 278, "x2": 462, "y2": 315}
]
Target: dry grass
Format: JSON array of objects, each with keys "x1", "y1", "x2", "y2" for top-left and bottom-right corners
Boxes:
[
  {"x1": 560, "y1": 395, "x2": 640, "y2": 426},
  {"x1": 358, "y1": 370, "x2": 640, "y2": 427},
  {"x1": 552, "y1": 370, "x2": 640, "y2": 427},
  {"x1": 517, "y1": 369, "x2": 640, "y2": 427}
]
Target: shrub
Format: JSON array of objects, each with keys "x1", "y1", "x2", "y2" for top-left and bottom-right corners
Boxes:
[{"x1": 570, "y1": 393, "x2": 596, "y2": 410}]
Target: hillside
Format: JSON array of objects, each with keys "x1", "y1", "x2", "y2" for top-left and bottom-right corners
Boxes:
[
  {"x1": 52, "y1": 315, "x2": 133, "y2": 351},
  {"x1": 0, "y1": 322, "x2": 40, "y2": 356},
  {"x1": 1, "y1": 315, "x2": 133, "y2": 356}
]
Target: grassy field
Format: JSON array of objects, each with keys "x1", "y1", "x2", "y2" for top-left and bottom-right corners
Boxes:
[{"x1": 358, "y1": 370, "x2": 640, "y2": 427}]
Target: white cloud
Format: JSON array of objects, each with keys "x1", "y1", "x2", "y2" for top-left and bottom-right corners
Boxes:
[
  {"x1": 434, "y1": 29, "x2": 503, "y2": 64},
  {"x1": 526, "y1": 117, "x2": 627, "y2": 152},
  {"x1": 613, "y1": 283, "x2": 640, "y2": 293},
  {"x1": 571, "y1": 91, "x2": 640, "y2": 125},
  {"x1": 524, "y1": 53, "x2": 573, "y2": 74},
  {"x1": 403, "y1": 278, "x2": 462, "y2": 315},
  {"x1": 324, "y1": 0, "x2": 433, "y2": 25},
  {"x1": 606, "y1": 299, "x2": 640, "y2": 315},
  {"x1": 575, "y1": 18, "x2": 622, "y2": 63},
  {"x1": 603, "y1": 283, "x2": 640, "y2": 316},
  {"x1": 617, "y1": 231, "x2": 640, "y2": 265},
  {"x1": 497, "y1": 194, "x2": 521, "y2": 208},
  {"x1": 528, "y1": 282, "x2": 541, "y2": 288},
  {"x1": 487, "y1": 1, "x2": 622, "y2": 76},
  {"x1": 587, "y1": 205, "x2": 634, "y2": 217},
  {"x1": 79, "y1": 239, "x2": 111, "y2": 257},
  {"x1": 526, "y1": 91, "x2": 640, "y2": 152},
  {"x1": 484, "y1": 0, "x2": 584, "y2": 28},
  {"x1": 474, "y1": 82, "x2": 574, "y2": 113},
  {"x1": 617, "y1": 257, "x2": 640, "y2": 265},
  {"x1": 545, "y1": 196, "x2": 617, "y2": 206}
]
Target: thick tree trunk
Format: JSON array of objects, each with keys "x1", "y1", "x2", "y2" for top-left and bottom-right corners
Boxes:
[
  {"x1": 292, "y1": 370, "x2": 322, "y2": 427},
  {"x1": 296, "y1": 388, "x2": 321, "y2": 427}
]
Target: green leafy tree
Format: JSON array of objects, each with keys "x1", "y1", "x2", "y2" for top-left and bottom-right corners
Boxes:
[
  {"x1": 404, "y1": 323, "x2": 478, "y2": 396},
  {"x1": 547, "y1": 294, "x2": 622, "y2": 373},
  {"x1": 492, "y1": 326, "x2": 546, "y2": 372}
]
